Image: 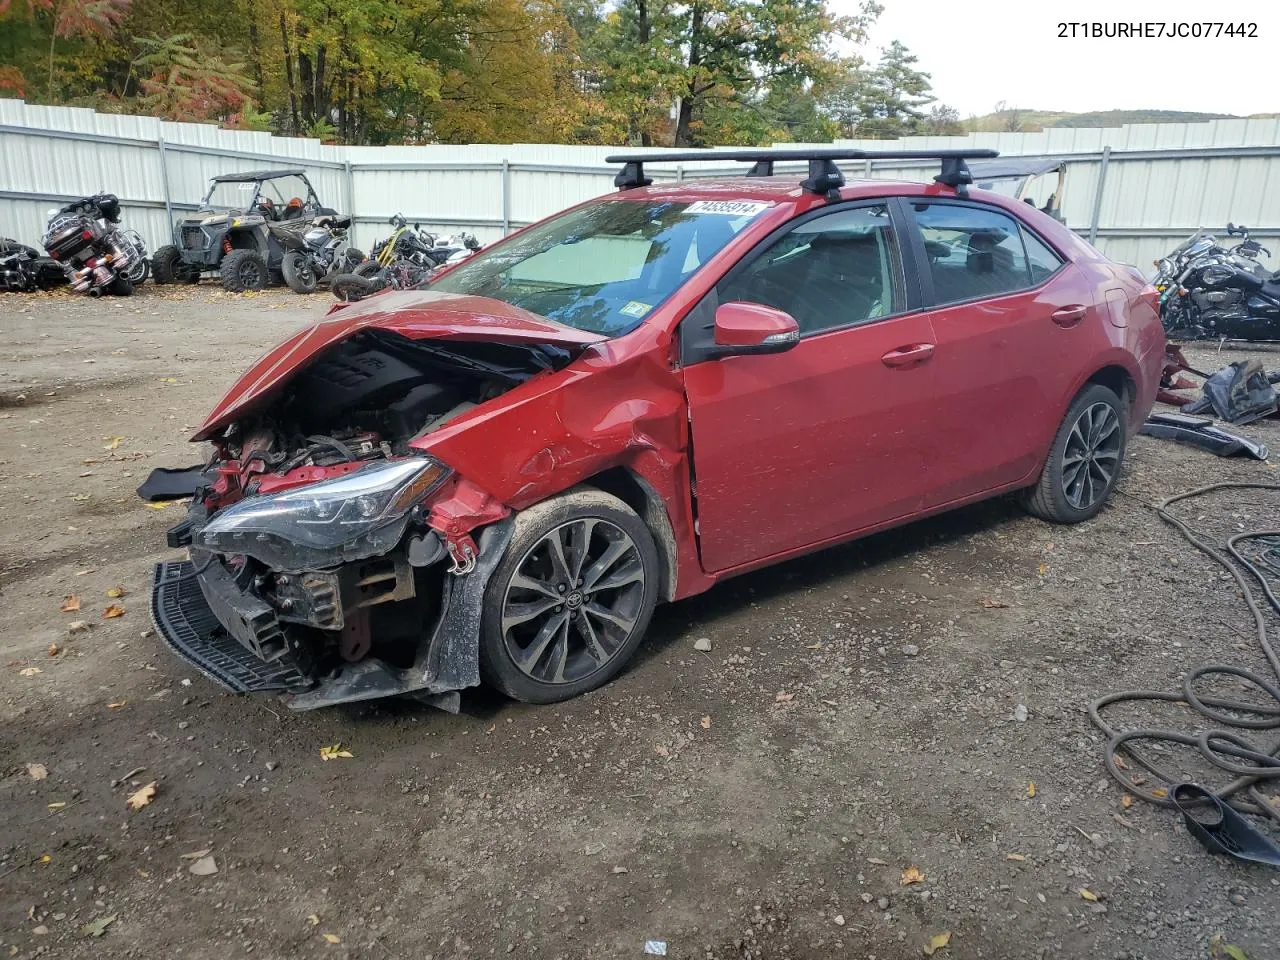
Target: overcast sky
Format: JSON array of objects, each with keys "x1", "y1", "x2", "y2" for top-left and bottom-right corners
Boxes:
[{"x1": 836, "y1": 0, "x2": 1280, "y2": 117}]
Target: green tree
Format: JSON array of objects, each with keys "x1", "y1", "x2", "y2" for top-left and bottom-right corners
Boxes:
[{"x1": 823, "y1": 39, "x2": 934, "y2": 139}]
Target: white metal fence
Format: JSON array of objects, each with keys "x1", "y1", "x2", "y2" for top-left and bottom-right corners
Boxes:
[{"x1": 3, "y1": 98, "x2": 1280, "y2": 274}]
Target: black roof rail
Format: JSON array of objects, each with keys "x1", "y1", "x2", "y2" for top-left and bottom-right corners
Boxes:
[{"x1": 603, "y1": 148, "x2": 1000, "y2": 200}]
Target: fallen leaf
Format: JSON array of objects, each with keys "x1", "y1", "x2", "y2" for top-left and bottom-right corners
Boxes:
[
  {"x1": 1152, "y1": 788, "x2": 1168, "y2": 799},
  {"x1": 20, "y1": 666, "x2": 41, "y2": 677},
  {"x1": 104, "y1": 436, "x2": 124, "y2": 451},
  {"x1": 485, "y1": 724, "x2": 496, "y2": 734},
  {"x1": 104, "y1": 604, "x2": 125, "y2": 619},
  {"x1": 159, "y1": 377, "x2": 177, "y2": 384},
  {"x1": 47, "y1": 802, "x2": 66, "y2": 810},
  {"x1": 68, "y1": 620, "x2": 91, "y2": 634},
  {"x1": 922, "y1": 931, "x2": 952, "y2": 956},
  {"x1": 774, "y1": 691, "x2": 795, "y2": 703},
  {"x1": 27, "y1": 763, "x2": 48, "y2": 781},
  {"x1": 107, "y1": 700, "x2": 126, "y2": 709},
  {"x1": 180, "y1": 848, "x2": 212, "y2": 860},
  {"x1": 71, "y1": 493, "x2": 90, "y2": 502},
  {"x1": 319, "y1": 744, "x2": 354, "y2": 761},
  {"x1": 80, "y1": 915, "x2": 116, "y2": 938},
  {"x1": 901, "y1": 865, "x2": 925, "y2": 886},
  {"x1": 144, "y1": 501, "x2": 171, "y2": 510},
  {"x1": 653, "y1": 745, "x2": 670, "y2": 758},
  {"x1": 1037, "y1": 562, "x2": 1048, "y2": 576},
  {"x1": 1004, "y1": 853, "x2": 1025, "y2": 861},
  {"x1": 1223, "y1": 947, "x2": 1249, "y2": 960},
  {"x1": 700, "y1": 715, "x2": 711, "y2": 729},
  {"x1": 322, "y1": 933, "x2": 340, "y2": 944},
  {"x1": 1113, "y1": 755, "x2": 1129, "y2": 770},
  {"x1": 61, "y1": 595, "x2": 82, "y2": 612},
  {"x1": 188, "y1": 855, "x2": 218, "y2": 876},
  {"x1": 1121, "y1": 793, "x2": 1134, "y2": 809},
  {"x1": 126, "y1": 781, "x2": 157, "y2": 811},
  {"x1": 106, "y1": 587, "x2": 125, "y2": 599},
  {"x1": 47, "y1": 643, "x2": 59, "y2": 657},
  {"x1": 1026, "y1": 782, "x2": 1037, "y2": 798},
  {"x1": 1211, "y1": 936, "x2": 1250, "y2": 960},
  {"x1": 307, "y1": 914, "x2": 321, "y2": 926},
  {"x1": 1079, "y1": 888, "x2": 1099, "y2": 902},
  {"x1": 979, "y1": 597, "x2": 1008, "y2": 608}
]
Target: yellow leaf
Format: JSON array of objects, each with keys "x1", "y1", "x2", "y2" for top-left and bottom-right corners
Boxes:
[
  {"x1": 39, "y1": 855, "x2": 52, "y2": 864},
  {"x1": 47, "y1": 802, "x2": 66, "y2": 810},
  {"x1": 103, "y1": 603, "x2": 125, "y2": 619},
  {"x1": 104, "y1": 436, "x2": 124, "y2": 450},
  {"x1": 20, "y1": 666, "x2": 42, "y2": 677},
  {"x1": 923, "y1": 931, "x2": 952, "y2": 956},
  {"x1": 61, "y1": 595, "x2": 82, "y2": 612},
  {"x1": 106, "y1": 587, "x2": 125, "y2": 599},
  {"x1": 159, "y1": 377, "x2": 178, "y2": 384},
  {"x1": 126, "y1": 781, "x2": 157, "y2": 811},
  {"x1": 1026, "y1": 782, "x2": 1036, "y2": 798},
  {"x1": 307, "y1": 914, "x2": 321, "y2": 926},
  {"x1": 901, "y1": 865, "x2": 925, "y2": 886},
  {"x1": 144, "y1": 501, "x2": 171, "y2": 510},
  {"x1": 1079, "y1": 888, "x2": 1098, "y2": 902},
  {"x1": 1151, "y1": 788, "x2": 1168, "y2": 799},
  {"x1": 107, "y1": 701, "x2": 127, "y2": 709},
  {"x1": 700, "y1": 715, "x2": 711, "y2": 729},
  {"x1": 319, "y1": 744, "x2": 354, "y2": 761},
  {"x1": 1037, "y1": 562, "x2": 1048, "y2": 576},
  {"x1": 47, "y1": 643, "x2": 59, "y2": 657},
  {"x1": 1005, "y1": 853, "x2": 1025, "y2": 861},
  {"x1": 1121, "y1": 794, "x2": 1134, "y2": 809},
  {"x1": 322, "y1": 933, "x2": 340, "y2": 944}
]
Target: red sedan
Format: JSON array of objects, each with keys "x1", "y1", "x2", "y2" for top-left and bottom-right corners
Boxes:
[{"x1": 149, "y1": 149, "x2": 1165, "y2": 710}]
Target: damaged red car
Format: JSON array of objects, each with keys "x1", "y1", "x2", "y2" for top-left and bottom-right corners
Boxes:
[{"x1": 147, "y1": 148, "x2": 1166, "y2": 711}]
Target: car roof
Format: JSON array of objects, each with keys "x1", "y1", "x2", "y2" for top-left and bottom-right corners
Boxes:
[{"x1": 211, "y1": 169, "x2": 308, "y2": 183}]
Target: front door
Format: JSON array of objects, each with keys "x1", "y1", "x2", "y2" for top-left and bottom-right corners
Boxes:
[{"x1": 682, "y1": 202, "x2": 939, "y2": 574}]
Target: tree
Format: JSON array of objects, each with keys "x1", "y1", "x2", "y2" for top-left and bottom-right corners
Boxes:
[
  {"x1": 131, "y1": 33, "x2": 256, "y2": 122},
  {"x1": 921, "y1": 103, "x2": 961, "y2": 135},
  {"x1": 844, "y1": 39, "x2": 934, "y2": 139}
]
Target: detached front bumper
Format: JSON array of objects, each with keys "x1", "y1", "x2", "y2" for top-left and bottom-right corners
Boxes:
[{"x1": 149, "y1": 519, "x2": 513, "y2": 711}]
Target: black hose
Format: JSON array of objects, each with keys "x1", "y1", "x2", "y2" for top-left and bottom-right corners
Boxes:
[
  {"x1": 1090, "y1": 482, "x2": 1280, "y2": 823},
  {"x1": 305, "y1": 435, "x2": 356, "y2": 462}
]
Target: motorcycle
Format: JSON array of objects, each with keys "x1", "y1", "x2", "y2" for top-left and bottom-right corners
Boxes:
[
  {"x1": 42, "y1": 194, "x2": 150, "y2": 296},
  {"x1": 0, "y1": 237, "x2": 67, "y2": 292},
  {"x1": 1154, "y1": 223, "x2": 1280, "y2": 341},
  {"x1": 330, "y1": 214, "x2": 481, "y2": 302},
  {"x1": 277, "y1": 215, "x2": 365, "y2": 294}
]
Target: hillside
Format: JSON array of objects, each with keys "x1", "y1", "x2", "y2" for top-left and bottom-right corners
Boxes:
[{"x1": 965, "y1": 108, "x2": 1278, "y2": 132}]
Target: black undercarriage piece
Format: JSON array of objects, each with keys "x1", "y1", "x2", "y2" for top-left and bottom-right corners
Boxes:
[{"x1": 1139, "y1": 413, "x2": 1269, "y2": 460}]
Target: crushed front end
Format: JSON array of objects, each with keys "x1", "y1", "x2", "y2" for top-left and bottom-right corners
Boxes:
[{"x1": 145, "y1": 321, "x2": 582, "y2": 710}]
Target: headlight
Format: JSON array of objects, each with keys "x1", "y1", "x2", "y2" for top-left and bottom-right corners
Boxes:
[{"x1": 197, "y1": 457, "x2": 449, "y2": 571}]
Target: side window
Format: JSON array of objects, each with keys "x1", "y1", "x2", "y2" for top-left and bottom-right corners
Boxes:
[
  {"x1": 716, "y1": 204, "x2": 901, "y2": 336},
  {"x1": 913, "y1": 202, "x2": 1044, "y2": 306},
  {"x1": 1022, "y1": 226, "x2": 1064, "y2": 284}
]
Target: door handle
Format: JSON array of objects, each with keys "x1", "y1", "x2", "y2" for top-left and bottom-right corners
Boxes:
[
  {"x1": 1051, "y1": 304, "x2": 1087, "y2": 327},
  {"x1": 880, "y1": 343, "x2": 935, "y2": 368}
]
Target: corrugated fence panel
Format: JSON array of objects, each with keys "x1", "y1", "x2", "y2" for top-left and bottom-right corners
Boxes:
[{"x1": 3, "y1": 98, "x2": 1280, "y2": 277}]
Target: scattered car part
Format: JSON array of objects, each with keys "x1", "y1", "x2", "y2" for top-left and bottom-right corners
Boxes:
[
  {"x1": 1173, "y1": 783, "x2": 1280, "y2": 869},
  {"x1": 1181, "y1": 358, "x2": 1278, "y2": 423},
  {"x1": 136, "y1": 465, "x2": 211, "y2": 501},
  {"x1": 1139, "y1": 413, "x2": 1269, "y2": 460}
]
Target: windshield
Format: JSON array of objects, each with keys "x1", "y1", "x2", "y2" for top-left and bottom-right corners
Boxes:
[
  {"x1": 429, "y1": 198, "x2": 766, "y2": 336},
  {"x1": 203, "y1": 180, "x2": 259, "y2": 212}
]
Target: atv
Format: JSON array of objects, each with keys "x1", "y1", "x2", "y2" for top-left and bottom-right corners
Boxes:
[{"x1": 151, "y1": 169, "x2": 338, "y2": 293}]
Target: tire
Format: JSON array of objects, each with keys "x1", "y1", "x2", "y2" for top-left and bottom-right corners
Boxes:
[
  {"x1": 151, "y1": 245, "x2": 182, "y2": 285},
  {"x1": 330, "y1": 273, "x2": 381, "y2": 302},
  {"x1": 353, "y1": 260, "x2": 382, "y2": 279},
  {"x1": 125, "y1": 257, "x2": 150, "y2": 286},
  {"x1": 108, "y1": 274, "x2": 134, "y2": 296},
  {"x1": 479, "y1": 489, "x2": 661, "y2": 704},
  {"x1": 281, "y1": 251, "x2": 318, "y2": 294},
  {"x1": 1020, "y1": 383, "x2": 1127, "y2": 524},
  {"x1": 220, "y1": 249, "x2": 269, "y2": 292}
]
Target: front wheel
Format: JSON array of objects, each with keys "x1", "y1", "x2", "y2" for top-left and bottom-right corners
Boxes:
[
  {"x1": 281, "y1": 251, "x2": 318, "y2": 294},
  {"x1": 1020, "y1": 383, "x2": 1127, "y2": 524},
  {"x1": 125, "y1": 257, "x2": 150, "y2": 286},
  {"x1": 107, "y1": 273, "x2": 134, "y2": 296},
  {"x1": 479, "y1": 490, "x2": 660, "y2": 703},
  {"x1": 220, "y1": 249, "x2": 269, "y2": 292}
]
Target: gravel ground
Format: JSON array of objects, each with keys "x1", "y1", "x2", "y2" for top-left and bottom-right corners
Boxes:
[{"x1": 1, "y1": 286, "x2": 1278, "y2": 960}]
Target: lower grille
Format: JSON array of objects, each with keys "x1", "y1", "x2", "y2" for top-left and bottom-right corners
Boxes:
[{"x1": 151, "y1": 561, "x2": 308, "y2": 693}]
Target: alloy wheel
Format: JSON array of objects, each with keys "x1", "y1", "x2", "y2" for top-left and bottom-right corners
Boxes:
[
  {"x1": 1061, "y1": 401, "x2": 1121, "y2": 510},
  {"x1": 501, "y1": 518, "x2": 647, "y2": 685}
]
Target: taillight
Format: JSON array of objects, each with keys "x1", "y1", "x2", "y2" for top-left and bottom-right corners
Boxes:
[{"x1": 81, "y1": 229, "x2": 93, "y2": 241}]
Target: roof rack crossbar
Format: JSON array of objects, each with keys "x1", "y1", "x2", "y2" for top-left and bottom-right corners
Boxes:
[{"x1": 603, "y1": 148, "x2": 999, "y2": 200}]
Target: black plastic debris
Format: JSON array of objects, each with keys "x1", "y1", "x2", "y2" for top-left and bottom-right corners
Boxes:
[
  {"x1": 1182, "y1": 359, "x2": 1278, "y2": 424},
  {"x1": 136, "y1": 465, "x2": 209, "y2": 501},
  {"x1": 1139, "y1": 413, "x2": 1269, "y2": 460},
  {"x1": 1173, "y1": 784, "x2": 1280, "y2": 869}
]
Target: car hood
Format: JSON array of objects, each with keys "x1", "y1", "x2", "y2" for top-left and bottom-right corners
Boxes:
[{"x1": 193, "y1": 291, "x2": 605, "y2": 441}]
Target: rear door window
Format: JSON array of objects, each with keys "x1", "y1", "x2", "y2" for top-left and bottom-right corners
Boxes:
[{"x1": 911, "y1": 202, "x2": 1060, "y2": 306}]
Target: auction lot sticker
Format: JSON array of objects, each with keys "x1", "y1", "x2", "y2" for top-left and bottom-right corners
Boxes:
[{"x1": 685, "y1": 200, "x2": 773, "y2": 217}]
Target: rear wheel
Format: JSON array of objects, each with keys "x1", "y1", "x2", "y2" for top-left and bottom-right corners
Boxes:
[
  {"x1": 107, "y1": 274, "x2": 134, "y2": 297},
  {"x1": 220, "y1": 249, "x2": 268, "y2": 292},
  {"x1": 281, "y1": 251, "x2": 318, "y2": 294},
  {"x1": 125, "y1": 256, "x2": 150, "y2": 286},
  {"x1": 1020, "y1": 383, "x2": 1126, "y2": 523},
  {"x1": 479, "y1": 490, "x2": 660, "y2": 704},
  {"x1": 330, "y1": 272, "x2": 382, "y2": 302},
  {"x1": 353, "y1": 260, "x2": 382, "y2": 279}
]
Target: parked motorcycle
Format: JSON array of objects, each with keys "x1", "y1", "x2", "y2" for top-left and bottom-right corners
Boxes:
[
  {"x1": 330, "y1": 214, "x2": 480, "y2": 302},
  {"x1": 1155, "y1": 224, "x2": 1280, "y2": 341},
  {"x1": 0, "y1": 237, "x2": 67, "y2": 292},
  {"x1": 277, "y1": 215, "x2": 364, "y2": 294},
  {"x1": 42, "y1": 194, "x2": 150, "y2": 296}
]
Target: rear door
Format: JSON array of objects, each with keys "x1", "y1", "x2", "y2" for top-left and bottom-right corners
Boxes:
[
  {"x1": 900, "y1": 199, "x2": 1089, "y2": 508},
  {"x1": 682, "y1": 201, "x2": 940, "y2": 574}
]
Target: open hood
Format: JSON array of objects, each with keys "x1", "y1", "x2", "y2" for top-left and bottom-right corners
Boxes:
[{"x1": 193, "y1": 291, "x2": 605, "y2": 441}]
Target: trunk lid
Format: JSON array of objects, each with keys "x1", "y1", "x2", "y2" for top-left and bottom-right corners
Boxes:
[{"x1": 193, "y1": 291, "x2": 605, "y2": 440}]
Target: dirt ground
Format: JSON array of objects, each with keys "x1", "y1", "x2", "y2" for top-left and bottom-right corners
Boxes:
[{"x1": 2, "y1": 286, "x2": 1278, "y2": 960}]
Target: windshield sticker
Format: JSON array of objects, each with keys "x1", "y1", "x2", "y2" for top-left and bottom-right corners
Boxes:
[
  {"x1": 619, "y1": 300, "x2": 652, "y2": 318},
  {"x1": 684, "y1": 200, "x2": 772, "y2": 217}
]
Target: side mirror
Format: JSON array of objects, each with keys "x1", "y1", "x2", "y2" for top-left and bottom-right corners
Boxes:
[{"x1": 713, "y1": 301, "x2": 800, "y2": 355}]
